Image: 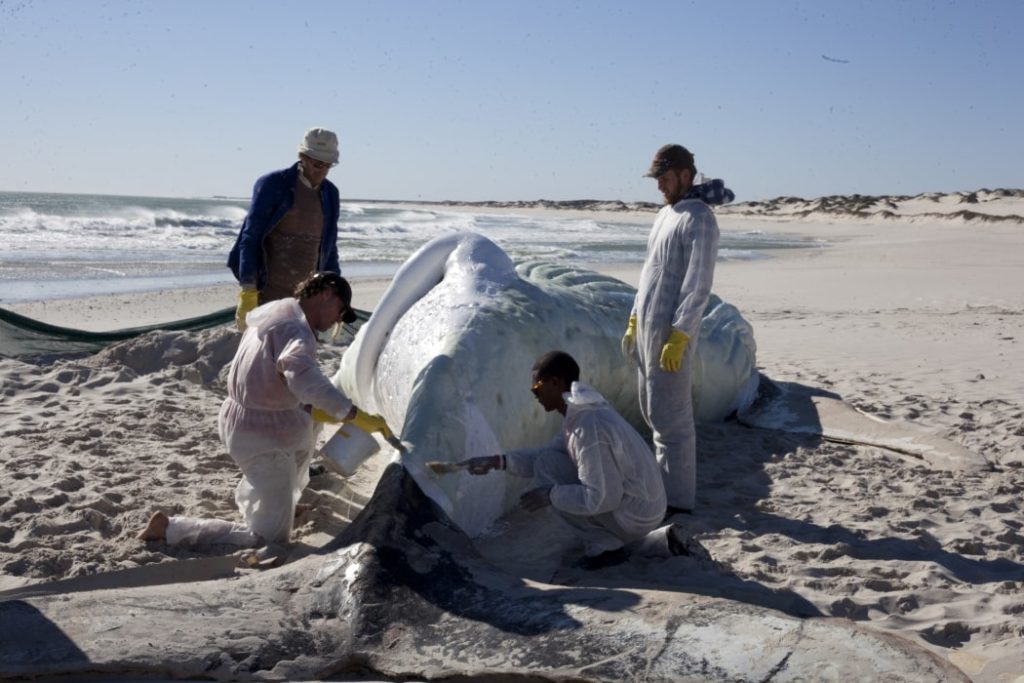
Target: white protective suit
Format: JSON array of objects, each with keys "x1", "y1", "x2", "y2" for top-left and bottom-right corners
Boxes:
[
  {"x1": 166, "y1": 299, "x2": 353, "y2": 547},
  {"x1": 631, "y1": 198, "x2": 719, "y2": 511},
  {"x1": 504, "y1": 382, "x2": 666, "y2": 556}
]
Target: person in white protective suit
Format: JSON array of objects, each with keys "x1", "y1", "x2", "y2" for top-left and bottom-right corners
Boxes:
[
  {"x1": 138, "y1": 271, "x2": 390, "y2": 550},
  {"x1": 464, "y1": 351, "x2": 666, "y2": 570},
  {"x1": 621, "y1": 143, "x2": 734, "y2": 517}
]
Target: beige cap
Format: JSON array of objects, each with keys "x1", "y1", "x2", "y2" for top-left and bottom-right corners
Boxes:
[{"x1": 298, "y1": 127, "x2": 340, "y2": 165}]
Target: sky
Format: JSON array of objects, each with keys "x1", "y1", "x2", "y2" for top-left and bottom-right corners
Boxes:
[{"x1": 1, "y1": 0, "x2": 1022, "y2": 203}]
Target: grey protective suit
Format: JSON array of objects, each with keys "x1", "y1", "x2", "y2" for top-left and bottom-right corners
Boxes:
[
  {"x1": 166, "y1": 299, "x2": 353, "y2": 547},
  {"x1": 631, "y1": 198, "x2": 719, "y2": 510},
  {"x1": 505, "y1": 382, "x2": 666, "y2": 556}
]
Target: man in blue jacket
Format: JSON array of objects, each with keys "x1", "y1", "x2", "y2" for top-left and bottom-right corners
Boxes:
[{"x1": 228, "y1": 127, "x2": 343, "y2": 330}]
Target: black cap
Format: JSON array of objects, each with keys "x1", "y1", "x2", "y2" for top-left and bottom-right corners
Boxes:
[
  {"x1": 305, "y1": 271, "x2": 357, "y2": 324},
  {"x1": 643, "y1": 144, "x2": 695, "y2": 178}
]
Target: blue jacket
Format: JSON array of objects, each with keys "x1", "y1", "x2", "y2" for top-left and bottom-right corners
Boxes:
[{"x1": 227, "y1": 162, "x2": 341, "y2": 289}]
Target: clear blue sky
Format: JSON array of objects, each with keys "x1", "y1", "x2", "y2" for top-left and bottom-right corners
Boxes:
[{"x1": 1, "y1": 0, "x2": 1021, "y2": 202}]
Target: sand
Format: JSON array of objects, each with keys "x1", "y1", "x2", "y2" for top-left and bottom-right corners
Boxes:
[{"x1": 1, "y1": 196, "x2": 1022, "y2": 681}]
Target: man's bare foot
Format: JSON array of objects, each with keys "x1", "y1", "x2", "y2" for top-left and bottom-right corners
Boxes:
[{"x1": 137, "y1": 511, "x2": 169, "y2": 541}]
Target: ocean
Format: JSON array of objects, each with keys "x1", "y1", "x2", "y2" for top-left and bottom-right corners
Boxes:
[{"x1": 0, "y1": 191, "x2": 818, "y2": 303}]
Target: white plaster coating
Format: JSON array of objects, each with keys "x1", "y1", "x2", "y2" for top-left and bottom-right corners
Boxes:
[{"x1": 334, "y1": 232, "x2": 759, "y2": 534}]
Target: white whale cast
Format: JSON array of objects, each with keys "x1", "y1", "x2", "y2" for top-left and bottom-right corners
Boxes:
[
  {"x1": 334, "y1": 231, "x2": 760, "y2": 535},
  {"x1": 0, "y1": 232, "x2": 973, "y2": 682}
]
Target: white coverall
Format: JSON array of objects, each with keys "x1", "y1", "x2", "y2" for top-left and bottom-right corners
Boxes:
[
  {"x1": 631, "y1": 198, "x2": 719, "y2": 511},
  {"x1": 505, "y1": 382, "x2": 666, "y2": 556},
  {"x1": 166, "y1": 299, "x2": 353, "y2": 547}
]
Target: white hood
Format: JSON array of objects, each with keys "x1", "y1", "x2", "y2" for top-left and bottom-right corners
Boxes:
[{"x1": 564, "y1": 381, "x2": 607, "y2": 408}]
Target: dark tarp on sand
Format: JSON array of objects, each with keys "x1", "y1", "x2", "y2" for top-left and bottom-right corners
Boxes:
[{"x1": 0, "y1": 306, "x2": 370, "y2": 359}]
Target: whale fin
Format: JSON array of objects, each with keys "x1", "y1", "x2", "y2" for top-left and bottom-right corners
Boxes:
[{"x1": 738, "y1": 379, "x2": 991, "y2": 472}]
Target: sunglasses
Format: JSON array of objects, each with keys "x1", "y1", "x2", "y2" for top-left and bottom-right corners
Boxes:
[{"x1": 303, "y1": 156, "x2": 334, "y2": 170}]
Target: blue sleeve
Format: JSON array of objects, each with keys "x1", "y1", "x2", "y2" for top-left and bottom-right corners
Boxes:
[
  {"x1": 231, "y1": 172, "x2": 286, "y2": 288},
  {"x1": 320, "y1": 181, "x2": 342, "y2": 274}
]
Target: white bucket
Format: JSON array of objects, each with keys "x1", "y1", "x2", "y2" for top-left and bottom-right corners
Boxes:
[{"x1": 320, "y1": 424, "x2": 380, "y2": 477}]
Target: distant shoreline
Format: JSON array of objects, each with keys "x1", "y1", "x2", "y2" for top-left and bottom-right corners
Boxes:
[
  {"x1": 350, "y1": 187, "x2": 1024, "y2": 222},
  {"x1": 9, "y1": 188, "x2": 1021, "y2": 222},
  {"x1": 349, "y1": 197, "x2": 663, "y2": 214},
  {"x1": 5, "y1": 188, "x2": 1021, "y2": 224}
]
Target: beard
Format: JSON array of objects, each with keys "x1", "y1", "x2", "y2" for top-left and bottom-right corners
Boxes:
[{"x1": 660, "y1": 172, "x2": 692, "y2": 205}]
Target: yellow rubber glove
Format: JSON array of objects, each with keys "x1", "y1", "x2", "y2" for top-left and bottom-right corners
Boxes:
[
  {"x1": 235, "y1": 288, "x2": 259, "y2": 331},
  {"x1": 310, "y1": 407, "x2": 342, "y2": 423},
  {"x1": 620, "y1": 314, "x2": 638, "y2": 357},
  {"x1": 659, "y1": 329, "x2": 689, "y2": 372},
  {"x1": 346, "y1": 408, "x2": 392, "y2": 439}
]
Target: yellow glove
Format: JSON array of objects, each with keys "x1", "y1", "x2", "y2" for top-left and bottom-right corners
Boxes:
[
  {"x1": 235, "y1": 289, "x2": 259, "y2": 331},
  {"x1": 346, "y1": 408, "x2": 392, "y2": 439},
  {"x1": 310, "y1": 407, "x2": 342, "y2": 423},
  {"x1": 620, "y1": 314, "x2": 638, "y2": 357},
  {"x1": 659, "y1": 329, "x2": 689, "y2": 372}
]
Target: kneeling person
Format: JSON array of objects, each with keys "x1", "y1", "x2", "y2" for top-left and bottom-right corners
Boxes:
[
  {"x1": 466, "y1": 351, "x2": 666, "y2": 569},
  {"x1": 139, "y1": 272, "x2": 389, "y2": 550}
]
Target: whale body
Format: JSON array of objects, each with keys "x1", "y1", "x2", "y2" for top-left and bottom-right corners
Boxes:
[{"x1": 334, "y1": 231, "x2": 758, "y2": 534}]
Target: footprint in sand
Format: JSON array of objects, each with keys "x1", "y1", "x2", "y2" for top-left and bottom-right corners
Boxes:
[
  {"x1": 878, "y1": 594, "x2": 919, "y2": 614},
  {"x1": 920, "y1": 621, "x2": 974, "y2": 647},
  {"x1": 863, "y1": 578, "x2": 904, "y2": 592},
  {"x1": 829, "y1": 597, "x2": 871, "y2": 620},
  {"x1": 949, "y1": 538, "x2": 987, "y2": 555},
  {"x1": 54, "y1": 476, "x2": 85, "y2": 492},
  {"x1": 41, "y1": 492, "x2": 69, "y2": 507},
  {"x1": 81, "y1": 496, "x2": 122, "y2": 516},
  {"x1": 80, "y1": 508, "x2": 107, "y2": 531},
  {"x1": 1, "y1": 497, "x2": 42, "y2": 518},
  {"x1": 817, "y1": 543, "x2": 852, "y2": 561}
]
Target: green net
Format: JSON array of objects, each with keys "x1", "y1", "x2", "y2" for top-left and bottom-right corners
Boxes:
[{"x1": 0, "y1": 306, "x2": 370, "y2": 359}]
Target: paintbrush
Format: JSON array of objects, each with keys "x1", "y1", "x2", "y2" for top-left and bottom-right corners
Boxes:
[
  {"x1": 426, "y1": 461, "x2": 468, "y2": 475},
  {"x1": 382, "y1": 432, "x2": 408, "y2": 454},
  {"x1": 381, "y1": 427, "x2": 464, "y2": 478}
]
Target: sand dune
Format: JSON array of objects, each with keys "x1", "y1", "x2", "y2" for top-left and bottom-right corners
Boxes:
[{"x1": 718, "y1": 187, "x2": 1024, "y2": 224}]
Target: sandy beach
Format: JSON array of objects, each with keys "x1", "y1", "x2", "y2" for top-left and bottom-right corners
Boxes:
[{"x1": 2, "y1": 194, "x2": 1023, "y2": 681}]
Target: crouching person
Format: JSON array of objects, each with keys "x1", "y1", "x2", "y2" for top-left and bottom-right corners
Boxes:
[
  {"x1": 138, "y1": 272, "x2": 389, "y2": 554},
  {"x1": 465, "y1": 351, "x2": 666, "y2": 569}
]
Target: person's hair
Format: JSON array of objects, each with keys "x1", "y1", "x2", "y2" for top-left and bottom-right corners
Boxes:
[
  {"x1": 681, "y1": 154, "x2": 697, "y2": 177},
  {"x1": 294, "y1": 271, "x2": 351, "y2": 304},
  {"x1": 669, "y1": 150, "x2": 696, "y2": 179},
  {"x1": 533, "y1": 350, "x2": 580, "y2": 384}
]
